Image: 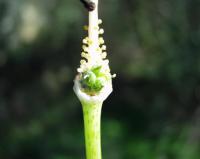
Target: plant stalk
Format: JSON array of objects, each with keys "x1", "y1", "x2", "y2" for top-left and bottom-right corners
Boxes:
[
  {"x1": 82, "y1": 101, "x2": 102, "y2": 159},
  {"x1": 88, "y1": 0, "x2": 99, "y2": 63},
  {"x1": 75, "y1": 1, "x2": 112, "y2": 159}
]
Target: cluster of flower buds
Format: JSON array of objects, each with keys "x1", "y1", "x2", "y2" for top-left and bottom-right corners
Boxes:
[{"x1": 77, "y1": 20, "x2": 109, "y2": 73}]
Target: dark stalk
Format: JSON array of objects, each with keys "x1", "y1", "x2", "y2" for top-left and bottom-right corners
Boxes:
[{"x1": 80, "y1": 0, "x2": 96, "y2": 11}]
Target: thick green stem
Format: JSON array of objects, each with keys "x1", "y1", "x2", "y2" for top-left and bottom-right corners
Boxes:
[{"x1": 82, "y1": 102, "x2": 102, "y2": 159}]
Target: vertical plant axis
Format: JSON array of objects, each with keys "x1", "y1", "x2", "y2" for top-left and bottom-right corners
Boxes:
[
  {"x1": 88, "y1": 0, "x2": 99, "y2": 57},
  {"x1": 74, "y1": 0, "x2": 115, "y2": 159},
  {"x1": 83, "y1": 102, "x2": 102, "y2": 159}
]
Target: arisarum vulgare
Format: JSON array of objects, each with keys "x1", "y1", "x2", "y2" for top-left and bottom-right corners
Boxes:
[{"x1": 74, "y1": 0, "x2": 115, "y2": 159}]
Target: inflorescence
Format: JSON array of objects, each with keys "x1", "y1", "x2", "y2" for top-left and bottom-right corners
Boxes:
[{"x1": 77, "y1": 19, "x2": 115, "y2": 96}]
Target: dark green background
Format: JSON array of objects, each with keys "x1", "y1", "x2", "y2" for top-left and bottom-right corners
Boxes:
[{"x1": 0, "y1": 0, "x2": 200, "y2": 158}]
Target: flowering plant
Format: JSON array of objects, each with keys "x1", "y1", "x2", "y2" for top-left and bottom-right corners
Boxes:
[{"x1": 74, "y1": 0, "x2": 115, "y2": 158}]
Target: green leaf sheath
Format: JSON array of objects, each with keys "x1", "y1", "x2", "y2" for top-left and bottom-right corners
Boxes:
[{"x1": 82, "y1": 102, "x2": 103, "y2": 159}]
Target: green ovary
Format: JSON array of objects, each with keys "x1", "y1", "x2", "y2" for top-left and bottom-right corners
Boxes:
[{"x1": 80, "y1": 66, "x2": 108, "y2": 95}]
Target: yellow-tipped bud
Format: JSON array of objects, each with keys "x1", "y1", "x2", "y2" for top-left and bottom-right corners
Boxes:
[
  {"x1": 81, "y1": 52, "x2": 87, "y2": 58},
  {"x1": 99, "y1": 29, "x2": 104, "y2": 34},
  {"x1": 82, "y1": 45, "x2": 89, "y2": 52},
  {"x1": 80, "y1": 60, "x2": 86, "y2": 64},
  {"x1": 101, "y1": 45, "x2": 106, "y2": 50},
  {"x1": 99, "y1": 37, "x2": 104, "y2": 44},
  {"x1": 98, "y1": 19, "x2": 102, "y2": 24},
  {"x1": 88, "y1": 39, "x2": 93, "y2": 45},
  {"x1": 83, "y1": 38, "x2": 88, "y2": 44}
]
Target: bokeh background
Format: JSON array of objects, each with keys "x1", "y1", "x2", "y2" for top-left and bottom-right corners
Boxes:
[{"x1": 0, "y1": 0, "x2": 200, "y2": 158}]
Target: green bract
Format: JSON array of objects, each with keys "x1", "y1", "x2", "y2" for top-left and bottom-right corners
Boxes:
[{"x1": 80, "y1": 66, "x2": 107, "y2": 95}]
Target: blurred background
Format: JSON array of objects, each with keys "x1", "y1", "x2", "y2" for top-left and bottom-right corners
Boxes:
[{"x1": 0, "y1": 0, "x2": 200, "y2": 158}]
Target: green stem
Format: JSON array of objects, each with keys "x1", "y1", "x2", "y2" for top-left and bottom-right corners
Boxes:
[{"x1": 82, "y1": 101, "x2": 102, "y2": 159}]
